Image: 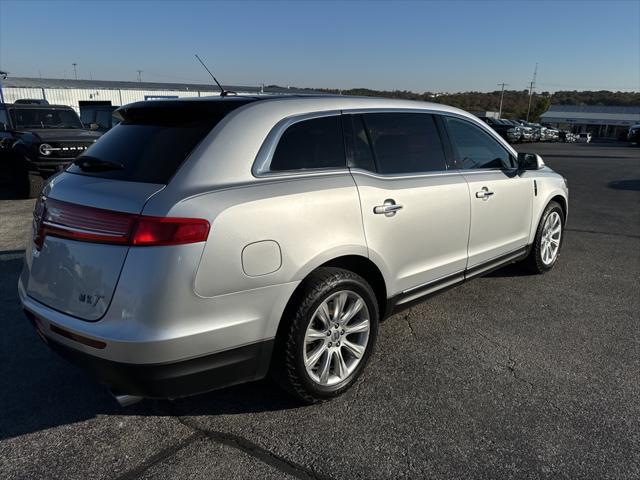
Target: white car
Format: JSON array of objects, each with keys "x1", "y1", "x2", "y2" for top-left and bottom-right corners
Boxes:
[
  {"x1": 576, "y1": 132, "x2": 592, "y2": 143},
  {"x1": 19, "y1": 95, "x2": 569, "y2": 404}
]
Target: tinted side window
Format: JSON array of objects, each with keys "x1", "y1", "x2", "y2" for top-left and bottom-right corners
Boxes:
[
  {"x1": 362, "y1": 113, "x2": 447, "y2": 174},
  {"x1": 444, "y1": 117, "x2": 515, "y2": 169},
  {"x1": 270, "y1": 116, "x2": 345, "y2": 171}
]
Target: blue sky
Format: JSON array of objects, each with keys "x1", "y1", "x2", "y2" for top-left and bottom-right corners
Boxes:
[{"x1": 0, "y1": 0, "x2": 638, "y2": 92}]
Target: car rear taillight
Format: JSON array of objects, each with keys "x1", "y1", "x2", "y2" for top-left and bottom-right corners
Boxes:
[
  {"x1": 33, "y1": 198, "x2": 209, "y2": 249},
  {"x1": 131, "y1": 217, "x2": 210, "y2": 246}
]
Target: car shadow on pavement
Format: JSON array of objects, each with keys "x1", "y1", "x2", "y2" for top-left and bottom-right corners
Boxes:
[{"x1": 0, "y1": 250, "x2": 303, "y2": 441}]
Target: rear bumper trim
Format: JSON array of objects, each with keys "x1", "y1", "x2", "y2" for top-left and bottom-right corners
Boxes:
[{"x1": 29, "y1": 310, "x2": 274, "y2": 399}]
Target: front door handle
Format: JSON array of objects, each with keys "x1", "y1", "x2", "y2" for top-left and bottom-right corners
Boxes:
[
  {"x1": 373, "y1": 199, "x2": 403, "y2": 217},
  {"x1": 475, "y1": 187, "x2": 494, "y2": 200}
]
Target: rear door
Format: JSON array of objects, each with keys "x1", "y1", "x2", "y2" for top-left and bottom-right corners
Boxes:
[
  {"x1": 346, "y1": 112, "x2": 470, "y2": 299},
  {"x1": 441, "y1": 115, "x2": 532, "y2": 269}
]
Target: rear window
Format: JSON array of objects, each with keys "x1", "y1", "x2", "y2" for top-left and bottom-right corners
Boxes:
[{"x1": 67, "y1": 99, "x2": 255, "y2": 184}]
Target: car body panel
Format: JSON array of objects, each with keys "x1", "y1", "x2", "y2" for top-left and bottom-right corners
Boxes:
[
  {"x1": 462, "y1": 170, "x2": 533, "y2": 267},
  {"x1": 350, "y1": 169, "x2": 470, "y2": 296}
]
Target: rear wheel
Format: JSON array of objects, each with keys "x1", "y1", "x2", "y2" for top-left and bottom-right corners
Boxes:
[
  {"x1": 523, "y1": 201, "x2": 564, "y2": 273},
  {"x1": 272, "y1": 267, "x2": 379, "y2": 403}
]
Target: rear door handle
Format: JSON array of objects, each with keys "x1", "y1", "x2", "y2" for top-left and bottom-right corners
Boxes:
[
  {"x1": 373, "y1": 199, "x2": 403, "y2": 217},
  {"x1": 475, "y1": 187, "x2": 494, "y2": 200}
]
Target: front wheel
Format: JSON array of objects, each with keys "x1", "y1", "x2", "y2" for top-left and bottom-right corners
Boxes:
[
  {"x1": 272, "y1": 267, "x2": 379, "y2": 403},
  {"x1": 523, "y1": 201, "x2": 564, "y2": 274}
]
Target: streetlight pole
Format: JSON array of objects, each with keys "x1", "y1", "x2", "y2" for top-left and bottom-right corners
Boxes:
[
  {"x1": 497, "y1": 82, "x2": 508, "y2": 119},
  {"x1": 72, "y1": 63, "x2": 78, "y2": 80}
]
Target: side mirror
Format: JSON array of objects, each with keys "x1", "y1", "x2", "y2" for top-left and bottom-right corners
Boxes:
[
  {"x1": 0, "y1": 122, "x2": 7, "y2": 131},
  {"x1": 518, "y1": 152, "x2": 545, "y2": 170},
  {"x1": 89, "y1": 123, "x2": 100, "y2": 131}
]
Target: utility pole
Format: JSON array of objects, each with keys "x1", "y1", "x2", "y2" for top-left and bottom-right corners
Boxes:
[
  {"x1": 497, "y1": 82, "x2": 508, "y2": 119},
  {"x1": 526, "y1": 63, "x2": 538, "y2": 122},
  {"x1": 137, "y1": 70, "x2": 143, "y2": 82},
  {"x1": 72, "y1": 63, "x2": 78, "y2": 80}
]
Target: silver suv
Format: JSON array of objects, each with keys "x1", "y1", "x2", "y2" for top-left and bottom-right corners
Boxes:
[{"x1": 19, "y1": 96, "x2": 568, "y2": 404}]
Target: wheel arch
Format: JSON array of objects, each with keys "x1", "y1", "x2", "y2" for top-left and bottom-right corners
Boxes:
[{"x1": 276, "y1": 254, "x2": 389, "y2": 345}]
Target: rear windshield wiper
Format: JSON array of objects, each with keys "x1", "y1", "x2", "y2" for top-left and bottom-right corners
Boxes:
[{"x1": 73, "y1": 156, "x2": 124, "y2": 172}]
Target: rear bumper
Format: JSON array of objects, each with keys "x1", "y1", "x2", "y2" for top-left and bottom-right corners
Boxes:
[{"x1": 24, "y1": 308, "x2": 274, "y2": 398}]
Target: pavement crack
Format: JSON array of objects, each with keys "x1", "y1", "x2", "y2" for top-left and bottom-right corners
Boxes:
[
  {"x1": 404, "y1": 314, "x2": 417, "y2": 340},
  {"x1": 169, "y1": 406, "x2": 335, "y2": 480},
  {"x1": 113, "y1": 431, "x2": 203, "y2": 480}
]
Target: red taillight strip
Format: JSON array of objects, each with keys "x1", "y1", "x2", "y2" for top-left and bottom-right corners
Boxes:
[{"x1": 34, "y1": 198, "x2": 210, "y2": 248}]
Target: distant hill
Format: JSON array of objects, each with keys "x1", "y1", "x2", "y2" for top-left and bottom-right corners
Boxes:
[{"x1": 273, "y1": 86, "x2": 640, "y2": 122}]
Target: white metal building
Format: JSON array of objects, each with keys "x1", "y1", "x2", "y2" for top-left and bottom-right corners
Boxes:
[
  {"x1": 540, "y1": 105, "x2": 640, "y2": 138},
  {"x1": 0, "y1": 77, "x2": 296, "y2": 112}
]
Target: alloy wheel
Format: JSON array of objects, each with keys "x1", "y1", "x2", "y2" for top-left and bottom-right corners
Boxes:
[
  {"x1": 541, "y1": 211, "x2": 562, "y2": 265},
  {"x1": 303, "y1": 290, "x2": 371, "y2": 386}
]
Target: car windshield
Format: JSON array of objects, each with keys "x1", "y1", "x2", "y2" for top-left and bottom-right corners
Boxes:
[{"x1": 10, "y1": 108, "x2": 83, "y2": 129}]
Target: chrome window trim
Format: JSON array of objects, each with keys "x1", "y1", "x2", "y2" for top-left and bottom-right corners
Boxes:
[
  {"x1": 252, "y1": 110, "x2": 342, "y2": 177},
  {"x1": 348, "y1": 168, "x2": 461, "y2": 180}
]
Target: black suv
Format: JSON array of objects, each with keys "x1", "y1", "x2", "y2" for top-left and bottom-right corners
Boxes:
[{"x1": 0, "y1": 103, "x2": 102, "y2": 198}]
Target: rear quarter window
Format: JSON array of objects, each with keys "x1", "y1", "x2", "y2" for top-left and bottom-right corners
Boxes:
[{"x1": 268, "y1": 115, "x2": 346, "y2": 172}]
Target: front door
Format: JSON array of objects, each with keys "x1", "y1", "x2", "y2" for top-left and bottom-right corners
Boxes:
[{"x1": 441, "y1": 116, "x2": 533, "y2": 268}]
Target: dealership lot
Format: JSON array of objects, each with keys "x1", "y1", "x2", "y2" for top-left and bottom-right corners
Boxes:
[{"x1": 0, "y1": 142, "x2": 638, "y2": 479}]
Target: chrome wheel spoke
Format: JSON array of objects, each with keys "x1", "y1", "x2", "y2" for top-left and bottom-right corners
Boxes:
[
  {"x1": 334, "y1": 349, "x2": 348, "y2": 379},
  {"x1": 305, "y1": 343, "x2": 327, "y2": 368},
  {"x1": 340, "y1": 298, "x2": 364, "y2": 324},
  {"x1": 318, "y1": 350, "x2": 332, "y2": 384},
  {"x1": 315, "y1": 302, "x2": 332, "y2": 329},
  {"x1": 342, "y1": 339, "x2": 365, "y2": 359},
  {"x1": 332, "y1": 292, "x2": 347, "y2": 322},
  {"x1": 305, "y1": 327, "x2": 327, "y2": 341},
  {"x1": 345, "y1": 318, "x2": 370, "y2": 334}
]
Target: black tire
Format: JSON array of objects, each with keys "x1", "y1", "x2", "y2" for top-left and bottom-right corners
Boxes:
[
  {"x1": 523, "y1": 201, "x2": 564, "y2": 274},
  {"x1": 271, "y1": 267, "x2": 379, "y2": 404}
]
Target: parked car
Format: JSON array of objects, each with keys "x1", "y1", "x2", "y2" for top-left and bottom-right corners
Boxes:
[
  {"x1": 19, "y1": 96, "x2": 569, "y2": 405},
  {"x1": 576, "y1": 132, "x2": 592, "y2": 143},
  {"x1": 483, "y1": 117, "x2": 521, "y2": 143},
  {"x1": 627, "y1": 124, "x2": 640, "y2": 144},
  {"x1": 519, "y1": 121, "x2": 543, "y2": 142},
  {"x1": 508, "y1": 120, "x2": 534, "y2": 142},
  {"x1": 0, "y1": 102, "x2": 102, "y2": 197}
]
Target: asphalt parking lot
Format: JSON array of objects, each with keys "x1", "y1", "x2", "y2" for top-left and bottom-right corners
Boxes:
[{"x1": 0, "y1": 142, "x2": 638, "y2": 480}]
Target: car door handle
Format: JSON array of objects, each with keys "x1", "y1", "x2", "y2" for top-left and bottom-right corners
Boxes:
[
  {"x1": 475, "y1": 187, "x2": 494, "y2": 200},
  {"x1": 373, "y1": 199, "x2": 403, "y2": 216}
]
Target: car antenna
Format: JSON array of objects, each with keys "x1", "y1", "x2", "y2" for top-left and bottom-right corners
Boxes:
[{"x1": 194, "y1": 54, "x2": 235, "y2": 97}]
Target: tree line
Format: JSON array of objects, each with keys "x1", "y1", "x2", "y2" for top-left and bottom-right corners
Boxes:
[{"x1": 271, "y1": 86, "x2": 639, "y2": 122}]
